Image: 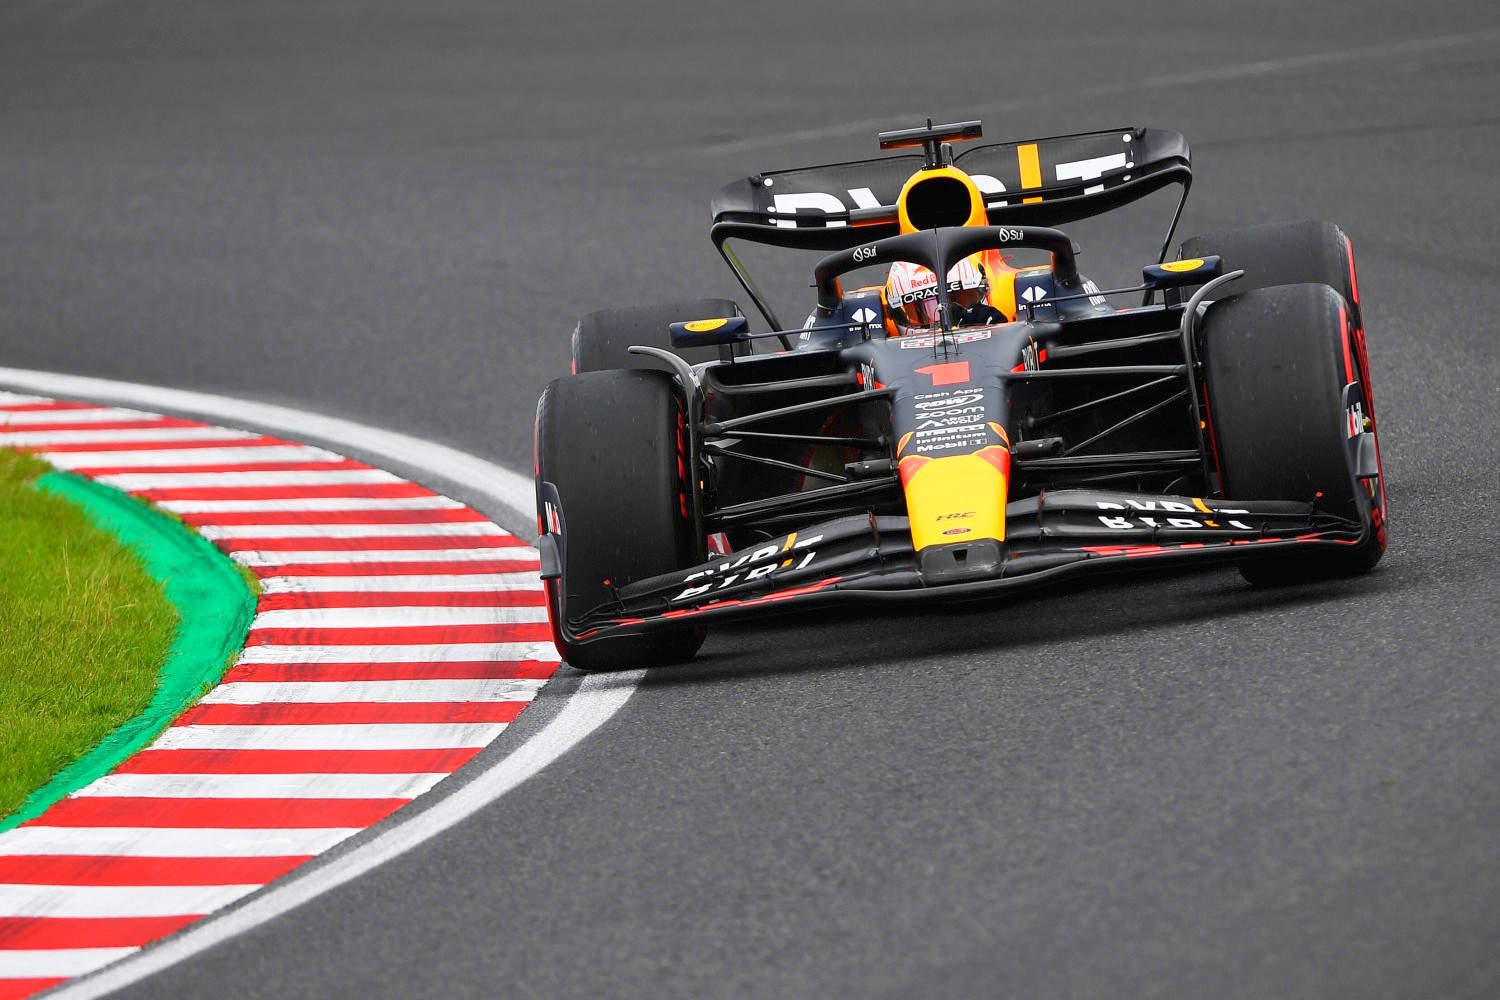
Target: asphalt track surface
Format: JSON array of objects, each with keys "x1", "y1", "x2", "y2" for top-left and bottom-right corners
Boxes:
[{"x1": 3, "y1": 1, "x2": 1498, "y2": 997}]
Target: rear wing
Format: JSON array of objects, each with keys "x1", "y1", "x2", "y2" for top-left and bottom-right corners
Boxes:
[
  {"x1": 709, "y1": 126, "x2": 1191, "y2": 327},
  {"x1": 712, "y1": 127, "x2": 1189, "y2": 246}
]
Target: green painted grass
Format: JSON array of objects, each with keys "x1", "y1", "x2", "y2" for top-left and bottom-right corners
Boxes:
[{"x1": 0, "y1": 448, "x2": 178, "y2": 817}]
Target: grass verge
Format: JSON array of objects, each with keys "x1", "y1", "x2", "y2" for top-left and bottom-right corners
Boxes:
[{"x1": 0, "y1": 448, "x2": 177, "y2": 816}]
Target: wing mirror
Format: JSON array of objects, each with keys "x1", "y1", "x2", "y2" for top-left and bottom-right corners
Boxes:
[
  {"x1": 1142, "y1": 254, "x2": 1223, "y2": 290},
  {"x1": 668, "y1": 315, "x2": 751, "y2": 348}
]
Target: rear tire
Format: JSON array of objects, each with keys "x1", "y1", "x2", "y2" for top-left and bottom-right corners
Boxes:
[
  {"x1": 1175, "y1": 220, "x2": 1362, "y2": 327},
  {"x1": 535, "y1": 370, "x2": 706, "y2": 670},
  {"x1": 1200, "y1": 283, "x2": 1386, "y2": 585},
  {"x1": 572, "y1": 298, "x2": 741, "y2": 374}
]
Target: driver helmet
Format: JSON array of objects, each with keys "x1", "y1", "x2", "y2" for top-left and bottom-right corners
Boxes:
[{"x1": 885, "y1": 255, "x2": 989, "y2": 332}]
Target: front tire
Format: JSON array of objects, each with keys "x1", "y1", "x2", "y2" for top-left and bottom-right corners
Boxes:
[
  {"x1": 535, "y1": 369, "x2": 706, "y2": 670},
  {"x1": 1200, "y1": 283, "x2": 1386, "y2": 585}
]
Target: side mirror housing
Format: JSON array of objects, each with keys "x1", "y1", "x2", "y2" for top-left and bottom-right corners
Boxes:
[
  {"x1": 668, "y1": 315, "x2": 751, "y2": 348},
  {"x1": 1143, "y1": 254, "x2": 1223, "y2": 290}
]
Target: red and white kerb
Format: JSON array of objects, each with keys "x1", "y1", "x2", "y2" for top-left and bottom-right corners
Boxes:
[{"x1": 0, "y1": 391, "x2": 556, "y2": 1000}]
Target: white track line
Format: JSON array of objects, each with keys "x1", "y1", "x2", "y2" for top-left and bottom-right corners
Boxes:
[
  {"x1": 259, "y1": 572, "x2": 541, "y2": 593},
  {"x1": 0, "y1": 390, "x2": 62, "y2": 405},
  {"x1": 0, "y1": 368, "x2": 535, "y2": 516},
  {"x1": 0, "y1": 426, "x2": 254, "y2": 446},
  {"x1": 152, "y1": 723, "x2": 511, "y2": 752},
  {"x1": 250, "y1": 606, "x2": 550, "y2": 628},
  {"x1": 0, "y1": 406, "x2": 164, "y2": 425},
  {"x1": 0, "y1": 884, "x2": 262, "y2": 919},
  {"x1": 231, "y1": 547, "x2": 534, "y2": 567},
  {"x1": 234, "y1": 642, "x2": 559, "y2": 664},
  {"x1": 0, "y1": 367, "x2": 643, "y2": 1000},
  {"x1": 199, "y1": 522, "x2": 504, "y2": 540},
  {"x1": 0, "y1": 949, "x2": 139, "y2": 979},
  {"x1": 158, "y1": 496, "x2": 466, "y2": 514},
  {"x1": 75, "y1": 772, "x2": 449, "y2": 801},
  {"x1": 0, "y1": 827, "x2": 360, "y2": 858},
  {"x1": 45, "y1": 445, "x2": 342, "y2": 470},
  {"x1": 198, "y1": 679, "x2": 545, "y2": 704},
  {"x1": 96, "y1": 470, "x2": 402, "y2": 490},
  {"x1": 0, "y1": 404, "x2": 159, "y2": 425}
]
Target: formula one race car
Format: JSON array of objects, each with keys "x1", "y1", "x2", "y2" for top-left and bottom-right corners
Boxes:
[{"x1": 535, "y1": 120, "x2": 1386, "y2": 670}]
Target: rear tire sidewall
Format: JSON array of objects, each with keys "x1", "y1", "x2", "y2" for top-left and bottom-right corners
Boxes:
[{"x1": 1176, "y1": 219, "x2": 1362, "y2": 329}]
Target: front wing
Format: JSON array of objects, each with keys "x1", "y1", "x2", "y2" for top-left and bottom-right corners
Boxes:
[{"x1": 565, "y1": 489, "x2": 1368, "y2": 642}]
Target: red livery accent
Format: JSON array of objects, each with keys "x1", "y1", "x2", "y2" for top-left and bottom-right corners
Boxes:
[
  {"x1": 898, "y1": 455, "x2": 931, "y2": 484},
  {"x1": 1345, "y1": 235, "x2": 1362, "y2": 306},
  {"x1": 915, "y1": 361, "x2": 971, "y2": 386},
  {"x1": 1339, "y1": 302, "x2": 1354, "y2": 384},
  {"x1": 976, "y1": 444, "x2": 1011, "y2": 475}
]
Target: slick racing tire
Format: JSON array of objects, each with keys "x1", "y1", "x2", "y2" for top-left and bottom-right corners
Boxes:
[
  {"x1": 1174, "y1": 220, "x2": 1363, "y2": 328},
  {"x1": 572, "y1": 298, "x2": 742, "y2": 374},
  {"x1": 535, "y1": 369, "x2": 706, "y2": 670},
  {"x1": 1201, "y1": 283, "x2": 1387, "y2": 586}
]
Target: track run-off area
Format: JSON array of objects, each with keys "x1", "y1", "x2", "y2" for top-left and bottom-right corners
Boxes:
[{"x1": 0, "y1": 384, "x2": 563, "y2": 999}]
